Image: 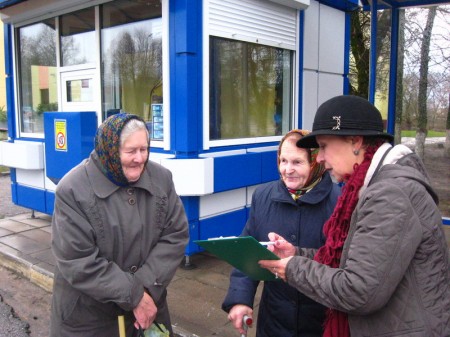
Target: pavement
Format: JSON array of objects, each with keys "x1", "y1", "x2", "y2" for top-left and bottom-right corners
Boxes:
[{"x1": 0, "y1": 210, "x2": 263, "y2": 337}]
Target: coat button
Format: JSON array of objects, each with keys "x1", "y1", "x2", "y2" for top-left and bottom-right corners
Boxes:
[
  {"x1": 127, "y1": 188, "x2": 134, "y2": 195},
  {"x1": 290, "y1": 235, "x2": 296, "y2": 241},
  {"x1": 128, "y1": 198, "x2": 136, "y2": 205},
  {"x1": 130, "y1": 266, "x2": 138, "y2": 273}
]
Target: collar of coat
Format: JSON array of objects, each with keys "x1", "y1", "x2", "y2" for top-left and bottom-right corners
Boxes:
[
  {"x1": 274, "y1": 172, "x2": 335, "y2": 205},
  {"x1": 85, "y1": 151, "x2": 155, "y2": 199}
]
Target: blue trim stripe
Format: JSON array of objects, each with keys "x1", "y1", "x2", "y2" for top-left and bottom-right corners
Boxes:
[
  {"x1": 0, "y1": 0, "x2": 26, "y2": 9},
  {"x1": 343, "y1": 10, "x2": 351, "y2": 94},
  {"x1": 368, "y1": 0, "x2": 378, "y2": 103},
  {"x1": 4, "y1": 23, "x2": 16, "y2": 139},
  {"x1": 387, "y1": 7, "x2": 399, "y2": 135},
  {"x1": 297, "y1": 10, "x2": 305, "y2": 129},
  {"x1": 361, "y1": 0, "x2": 446, "y2": 9},
  {"x1": 318, "y1": 0, "x2": 359, "y2": 11}
]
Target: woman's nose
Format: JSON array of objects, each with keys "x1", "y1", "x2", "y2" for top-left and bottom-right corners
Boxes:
[
  {"x1": 134, "y1": 151, "x2": 144, "y2": 162},
  {"x1": 286, "y1": 162, "x2": 294, "y2": 172},
  {"x1": 316, "y1": 150, "x2": 324, "y2": 163}
]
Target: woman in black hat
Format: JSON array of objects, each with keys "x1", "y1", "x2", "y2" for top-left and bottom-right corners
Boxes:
[{"x1": 258, "y1": 95, "x2": 450, "y2": 337}]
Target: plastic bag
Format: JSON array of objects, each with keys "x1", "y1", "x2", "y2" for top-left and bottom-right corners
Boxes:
[{"x1": 140, "y1": 323, "x2": 170, "y2": 337}]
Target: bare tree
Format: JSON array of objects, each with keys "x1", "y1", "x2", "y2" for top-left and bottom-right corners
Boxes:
[
  {"x1": 415, "y1": 6, "x2": 437, "y2": 159},
  {"x1": 349, "y1": 9, "x2": 391, "y2": 98}
]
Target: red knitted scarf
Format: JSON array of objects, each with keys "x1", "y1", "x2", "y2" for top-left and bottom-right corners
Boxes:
[{"x1": 313, "y1": 144, "x2": 380, "y2": 337}]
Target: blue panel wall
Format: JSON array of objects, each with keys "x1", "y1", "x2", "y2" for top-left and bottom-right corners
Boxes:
[
  {"x1": 260, "y1": 151, "x2": 279, "y2": 182},
  {"x1": 198, "y1": 208, "x2": 247, "y2": 242},
  {"x1": 181, "y1": 196, "x2": 201, "y2": 255},
  {"x1": 45, "y1": 191, "x2": 55, "y2": 215},
  {"x1": 213, "y1": 151, "x2": 278, "y2": 192},
  {"x1": 170, "y1": 0, "x2": 202, "y2": 156},
  {"x1": 15, "y1": 185, "x2": 46, "y2": 213},
  {"x1": 214, "y1": 153, "x2": 262, "y2": 192}
]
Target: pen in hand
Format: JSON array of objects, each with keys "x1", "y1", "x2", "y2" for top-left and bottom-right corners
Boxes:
[
  {"x1": 260, "y1": 241, "x2": 287, "y2": 246},
  {"x1": 259, "y1": 241, "x2": 276, "y2": 246}
]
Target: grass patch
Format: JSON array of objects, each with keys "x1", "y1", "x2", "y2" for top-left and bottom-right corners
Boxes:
[
  {"x1": 401, "y1": 130, "x2": 446, "y2": 137},
  {"x1": 0, "y1": 166, "x2": 10, "y2": 174}
]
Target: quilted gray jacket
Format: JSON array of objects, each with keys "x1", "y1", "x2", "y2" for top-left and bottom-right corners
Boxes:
[{"x1": 286, "y1": 144, "x2": 450, "y2": 337}]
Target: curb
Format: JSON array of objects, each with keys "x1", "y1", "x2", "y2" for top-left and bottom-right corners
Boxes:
[
  {"x1": 0, "y1": 250, "x2": 53, "y2": 292},
  {"x1": 0, "y1": 250, "x2": 199, "y2": 337}
]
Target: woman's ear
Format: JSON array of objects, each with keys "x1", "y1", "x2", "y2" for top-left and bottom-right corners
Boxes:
[{"x1": 352, "y1": 136, "x2": 364, "y2": 147}]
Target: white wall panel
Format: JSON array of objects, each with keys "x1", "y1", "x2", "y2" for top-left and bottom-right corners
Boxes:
[
  {"x1": 302, "y1": 70, "x2": 319, "y2": 130},
  {"x1": 318, "y1": 4, "x2": 345, "y2": 74},
  {"x1": 16, "y1": 169, "x2": 46, "y2": 189},
  {"x1": 303, "y1": 0, "x2": 319, "y2": 70},
  {"x1": 0, "y1": 140, "x2": 44, "y2": 169},
  {"x1": 301, "y1": 1, "x2": 346, "y2": 130},
  {"x1": 200, "y1": 188, "x2": 246, "y2": 219},
  {"x1": 318, "y1": 73, "x2": 343, "y2": 105},
  {"x1": 268, "y1": 0, "x2": 309, "y2": 10},
  {"x1": 246, "y1": 184, "x2": 261, "y2": 206},
  {"x1": 44, "y1": 176, "x2": 57, "y2": 192},
  {"x1": 160, "y1": 158, "x2": 214, "y2": 196}
]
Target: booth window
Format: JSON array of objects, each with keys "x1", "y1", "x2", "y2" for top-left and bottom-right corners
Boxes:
[
  {"x1": 60, "y1": 7, "x2": 96, "y2": 66},
  {"x1": 209, "y1": 37, "x2": 293, "y2": 140},
  {"x1": 17, "y1": 18, "x2": 57, "y2": 134},
  {"x1": 101, "y1": 0, "x2": 163, "y2": 140}
]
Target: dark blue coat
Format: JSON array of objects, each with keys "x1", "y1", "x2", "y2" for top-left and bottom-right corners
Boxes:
[{"x1": 222, "y1": 172, "x2": 340, "y2": 337}]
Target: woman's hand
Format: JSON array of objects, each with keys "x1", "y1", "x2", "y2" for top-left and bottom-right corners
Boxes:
[
  {"x1": 266, "y1": 232, "x2": 296, "y2": 258},
  {"x1": 259, "y1": 257, "x2": 292, "y2": 281},
  {"x1": 133, "y1": 292, "x2": 157, "y2": 330},
  {"x1": 227, "y1": 304, "x2": 253, "y2": 335}
]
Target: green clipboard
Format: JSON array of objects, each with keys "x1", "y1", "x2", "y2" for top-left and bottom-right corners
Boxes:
[{"x1": 194, "y1": 236, "x2": 280, "y2": 281}]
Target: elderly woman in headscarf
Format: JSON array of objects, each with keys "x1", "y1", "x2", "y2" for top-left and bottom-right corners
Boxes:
[
  {"x1": 222, "y1": 130, "x2": 341, "y2": 337},
  {"x1": 259, "y1": 95, "x2": 450, "y2": 337},
  {"x1": 50, "y1": 113, "x2": 189, "y2": 337}
]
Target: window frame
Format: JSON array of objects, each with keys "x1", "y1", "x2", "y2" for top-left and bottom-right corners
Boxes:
[
  {"x1": 10, "y1": 0, "x2": 170, "y2": 150},
  {"x1": 202, "y1": 0, "x2": 299, "y2": 149}
]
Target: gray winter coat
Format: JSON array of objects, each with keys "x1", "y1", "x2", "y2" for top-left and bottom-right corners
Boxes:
[
  {"x1": 285, "y1": 144, "x2": 450, "y2": 337},
  {"x1": 50, "y1": 151, "x2": 189, "y2": 337}
]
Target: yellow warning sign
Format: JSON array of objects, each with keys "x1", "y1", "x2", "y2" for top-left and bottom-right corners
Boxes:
[{"x1": 55, "y1": 119, "x2": 67, "y2": 151}]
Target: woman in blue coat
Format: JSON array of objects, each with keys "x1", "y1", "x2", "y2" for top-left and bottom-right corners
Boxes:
[{"x1": 222, "y1": 130, "x2": 340, "y2": 337}]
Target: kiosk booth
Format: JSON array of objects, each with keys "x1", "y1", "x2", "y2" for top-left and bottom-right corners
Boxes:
[{"x1": 0, "y1": 0, "x2": 360, "y2": 257}]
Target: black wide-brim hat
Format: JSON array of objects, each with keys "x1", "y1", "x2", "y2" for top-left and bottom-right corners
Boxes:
[{"x1": 297, "y1": 95, "x2": 394, "y2": 148}]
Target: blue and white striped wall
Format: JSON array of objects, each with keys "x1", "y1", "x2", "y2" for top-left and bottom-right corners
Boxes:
[{"x1": 0, "y1": 0, "x2": 355, "y2": 256}]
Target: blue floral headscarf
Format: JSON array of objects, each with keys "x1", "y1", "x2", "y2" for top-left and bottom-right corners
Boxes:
[{"x1": 94, "y1": 113, "x2": 148, "y2": 186}]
